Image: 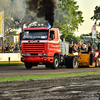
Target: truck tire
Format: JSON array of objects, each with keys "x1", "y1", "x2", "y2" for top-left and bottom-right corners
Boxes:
[
  {"x1": 95, "y1": 58, "x2": 100, "y2": 67},
  {"x1": 25, "y1": 63, "x2": 33, "y2": 69},
  {"x1": 45, "y1": 64, "x2": 51, "y2": 68},
  {"x1": 52, "y1": 55, "x2": 59, "y2": 69},
  {"x1": 65, "y1": 56, "x2": 79, "y2": 69}
]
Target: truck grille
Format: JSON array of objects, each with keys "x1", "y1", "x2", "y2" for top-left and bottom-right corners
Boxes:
[{"x1": 23, "y1": 43, "x2": 45, "y2": 53}]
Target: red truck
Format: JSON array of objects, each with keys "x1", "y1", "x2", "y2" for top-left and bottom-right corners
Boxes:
[{"x1": 20, "y1": 26, "x2": 79, "y2": 69}]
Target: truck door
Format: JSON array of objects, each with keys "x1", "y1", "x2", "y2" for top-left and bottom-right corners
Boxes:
[{"x1": 49, "y1": 30, "x2": 55, "y2": 53}]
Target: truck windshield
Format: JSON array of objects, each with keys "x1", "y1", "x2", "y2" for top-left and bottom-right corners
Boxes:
[{"x1": 23, "y1": 30, "x2": 48, "y2": 40}]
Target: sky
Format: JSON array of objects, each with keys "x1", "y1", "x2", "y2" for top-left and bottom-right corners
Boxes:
[{"x1": 75, "y1": 0, "x2": 100, "y2": 36}]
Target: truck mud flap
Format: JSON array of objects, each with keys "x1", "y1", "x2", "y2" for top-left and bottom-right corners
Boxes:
[{"x1": 65, "y1": 56, "x2": 72, "y2": 68}]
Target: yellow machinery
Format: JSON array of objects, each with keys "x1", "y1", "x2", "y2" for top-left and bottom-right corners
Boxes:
[{"x1": 69, "y1": 52, "x2": 100, "y2": 68}]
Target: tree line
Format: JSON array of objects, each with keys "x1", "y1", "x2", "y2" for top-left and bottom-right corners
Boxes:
[{"x1": 3, "y1": 0, "x2": 97, "y2": 44}]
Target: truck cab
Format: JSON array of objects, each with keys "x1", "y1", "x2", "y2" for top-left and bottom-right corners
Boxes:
[{"x1": 21, "y1": 27, "x2": 61, "y2": 69}]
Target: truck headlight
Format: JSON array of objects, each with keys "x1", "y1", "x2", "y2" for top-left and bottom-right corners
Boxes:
[
  {"x1": 21, "y1": 53, "x2": 25, "y2": 56},
  {"x1": 43, "y1": 53, "x2": 47, "y2": 56},
  {"x1": 26, "y1": 54, "x2": 31, "y2": 56}
]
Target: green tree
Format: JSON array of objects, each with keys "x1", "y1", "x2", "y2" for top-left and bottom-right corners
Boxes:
[
  {"x1": 6, "y1": 30, "x2": 18, "y2": 36},
  {"x1": 54, "y1": 0, "x2": 84, "y2": 39},
  {"x1": 91, "y1": 5, "x2": 100, "y2": 26},
  {"x1": 60, "y1": 33, "x2": 81, "y2": 44},
  {"x1": 0, "y1": 0, "x2": 14, "y2": 34},
  {"x1": 9, "y1": 40, "x2": 14, "y2": 45}
]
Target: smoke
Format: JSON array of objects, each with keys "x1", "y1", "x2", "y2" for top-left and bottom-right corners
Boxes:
[
  {"x1": 0, "y1": 0, "x2": 27, "y2": 20},
  {"x1": 27, "y1": 0, "x2": 57, "y2": 27},
  {"x1": 0, "y1": 0, "x2": 10, "y2": 11},
  {"x1": 0, "y1": 0, "x2": 57, "y2": 27},
  {"x1": 9, "y1": 0, "x2": 27, "y2": 20}
]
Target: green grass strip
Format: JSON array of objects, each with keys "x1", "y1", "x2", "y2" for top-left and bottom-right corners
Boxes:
[
  {"x1": 0, "y1": 61, "x2": 22, "y2": 63},
  {"x1": 0, "y1": 70, "x2": 100, "y2": 82},
  {"x1": 0, "y1": 61, "x2": 24, "y2": 66}
]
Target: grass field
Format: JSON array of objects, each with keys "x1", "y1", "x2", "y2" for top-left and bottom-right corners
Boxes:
[{"x1": 0, "y1": 70, "x2": 100, "y2": 82}]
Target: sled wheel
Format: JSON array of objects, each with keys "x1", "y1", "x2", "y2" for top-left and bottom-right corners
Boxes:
[
  {"x1": 95, "y1": 58, "x2": 100, "y2": 67},
  {"x1": 71, "y1": 57, "x2": 79, "y2": 69}
]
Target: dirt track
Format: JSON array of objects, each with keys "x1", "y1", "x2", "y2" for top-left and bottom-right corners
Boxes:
[
  {"x1": 0, "y1": 65, "x2": 100, "y2": 78},
  {"x1": 0, "y1": 75, "x2": 100, "y2": 100},
  {"x1": 1, "y1": 65, "x2": 100, "y2": 99}
]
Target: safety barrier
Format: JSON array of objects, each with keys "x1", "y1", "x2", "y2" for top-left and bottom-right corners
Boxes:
[{"x1": 0, "y1": 53, "x2": 21, "y2": 61}]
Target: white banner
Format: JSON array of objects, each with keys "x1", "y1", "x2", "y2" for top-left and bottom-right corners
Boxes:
[
  {"x1": 92, "y1": 29, "x2": 96, "y2": 38},
  {"x1": 92, "y1": 23, "x2": 96, "y2": 38}
]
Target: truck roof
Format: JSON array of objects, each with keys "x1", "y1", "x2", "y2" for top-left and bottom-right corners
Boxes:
[
  {"x1": 23, "y1": 27, "x2": 59, "y2": 31},
  {"x1": 24, "y1": 27, "x2": 50, "y2": 31}
]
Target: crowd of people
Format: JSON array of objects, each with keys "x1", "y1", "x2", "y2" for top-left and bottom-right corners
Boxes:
[
  {"x1": 4, "y1": 40, "x2": 20, "y2": 53},
  {"x1": 2, "y1": 39, "x2": 100, "y2": 54},
  {"x1": 69, "y1": 43, "x2": 98, "y2": 53},
  {"x1": 4, "y1": 44, "x2": 20, "y2": 53}
]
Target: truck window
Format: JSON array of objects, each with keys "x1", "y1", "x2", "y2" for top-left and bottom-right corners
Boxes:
[
  {"x1": 23, "y1": 30, "x2": 48, "y2": 40},
  {"x1": 50, "y1": 31, "x2": 55, "y2": 40}
]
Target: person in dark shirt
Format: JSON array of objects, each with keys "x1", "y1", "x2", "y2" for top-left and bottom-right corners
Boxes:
[
  {"x1": 88, "y1": 43, "x2": 92, "y2": 53},
  {"x1": 69, "y1": 45, "x2": 72, "y2": 53}
]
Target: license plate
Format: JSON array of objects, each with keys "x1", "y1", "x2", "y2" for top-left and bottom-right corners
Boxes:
[{"x1": 39, "y1": 62, "x2": 43, "y2": 64}]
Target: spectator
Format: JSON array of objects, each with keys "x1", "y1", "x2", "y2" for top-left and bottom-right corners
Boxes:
[
  {"x1": 81, "y1": 44, "x2": 84, "y2": 50},
  {"x1": 69, "y1": 45, "x2": 72, "y2": 53},
  {"x1": 88, "y1": 43, "x2": 92, "y2": 53},
  {"x1": 85, "y1": 44, "x2": 88, "y2": 51},
  {"x1": 12, "y1": 45, "x2": 16, "y2": 51},
  {"x1": 73, "y1": 43, "x2": 77, "y2": 52},
  {"x1": 74, "y1": 45, "x2": 78, "y2": 52},
  {"x1": 77, "y1": 43, "x2": 81, "y2": 52},
  {"x1": 83, "y1": 44, "x2": 86, "y2": 50},
  {"x1": 15, "y1": 44, "x2": 20, "y2": 52},
  {"x1": 9, "y1": 45, "x2": 13, "y2": 52}
]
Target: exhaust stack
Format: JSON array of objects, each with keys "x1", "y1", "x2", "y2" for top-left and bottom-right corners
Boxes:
[{"x1": 27, "y1": 0, "x2": 57, "y2": 27}]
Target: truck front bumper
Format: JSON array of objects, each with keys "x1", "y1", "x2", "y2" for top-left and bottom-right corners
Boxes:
[{"x1": 21, "y1": 56, "x2": 54, "y2": 64}]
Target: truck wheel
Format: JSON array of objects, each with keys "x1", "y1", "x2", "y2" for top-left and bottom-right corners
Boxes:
[
  {"x1": 95, "y1": 58, "x2": 100, "y2": 67},
  {"x1": 45, "y1": 64, "x2": 51, "y2": 68},
  {"x1": 25, "y1": 63, "x2": 33, "y2": 69},
  {"x1": 52, "y1": 55, "x2": 59, "y2": 69},
  {"x1": 72, "y1": 57, "x2": 79, "y2": 69}
]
